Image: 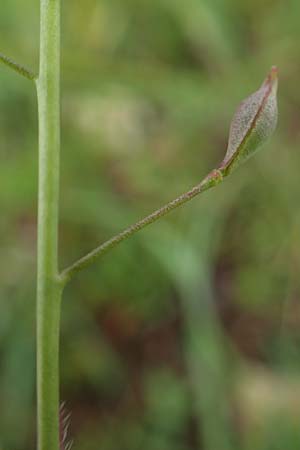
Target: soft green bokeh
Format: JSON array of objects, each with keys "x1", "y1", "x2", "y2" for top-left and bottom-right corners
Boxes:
[{"x1": 1, "y1": 1, "x2": 300, "y2": 449}]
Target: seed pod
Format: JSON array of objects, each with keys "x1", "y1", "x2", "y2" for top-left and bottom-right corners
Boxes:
[
  {"x1": 59, "y1": 402, "x2": 73, "y2": 450},
  {"x1": 219, "y1": 66, "x2": 278, "y2": 176}
]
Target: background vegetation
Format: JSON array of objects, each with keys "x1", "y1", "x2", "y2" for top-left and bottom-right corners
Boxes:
[{"x1": 0, "y1": 0, "x2": 300, "y2": 449}]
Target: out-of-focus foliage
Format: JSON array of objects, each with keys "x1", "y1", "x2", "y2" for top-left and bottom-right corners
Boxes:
[{"x1": 1, "y1": 0, "x2": 300, "y2": 449}]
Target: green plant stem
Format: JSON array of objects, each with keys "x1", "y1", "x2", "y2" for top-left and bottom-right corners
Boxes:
[
  {"x1": 60, "y1": 168, "x2": 225, "y2": 284},
  {"x1": 36, "y1": 1, "x2": 61, "y2": 450},
  {"x1": 0, "y1": 51, "x2": 36, "y2": 80}
]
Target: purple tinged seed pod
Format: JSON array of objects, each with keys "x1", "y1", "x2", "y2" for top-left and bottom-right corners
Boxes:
[
  {"x1": 59, "y1": 402, "x2": 73, "y2": 450},
  {"x1": 219, "y1": 66, "x2": 278, "y2": 176}
]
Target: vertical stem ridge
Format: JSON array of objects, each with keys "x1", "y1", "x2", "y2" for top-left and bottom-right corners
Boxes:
[{"x1": 36, "y1": 1, "x2": 61, "y2": 449}]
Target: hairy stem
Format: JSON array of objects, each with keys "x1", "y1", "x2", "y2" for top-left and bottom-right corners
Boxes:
[
  {"x1": 0, "y1": 51, "x2": 36, "y2": 80},
  {"x1": 36, "y1": 0, "x2": 61, "y2": 449},
  {"x1": 60, "y1": 168, "x2": 225, "y2": 284}
]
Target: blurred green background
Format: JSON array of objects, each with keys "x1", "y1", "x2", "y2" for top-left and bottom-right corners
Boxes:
[{"x1": 1, "y1": 0, "x2": 300, "y2": 449}]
